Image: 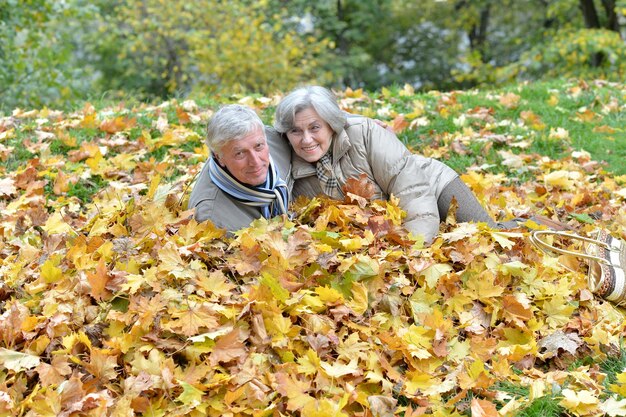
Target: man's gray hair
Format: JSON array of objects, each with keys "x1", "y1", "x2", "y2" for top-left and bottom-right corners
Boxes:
[
  {"x1": 206, "y1": 104, "x2": 265, "y2": 154},
  {"x1": 274, "y1": 86, "x2": 346, "y2": 135}
]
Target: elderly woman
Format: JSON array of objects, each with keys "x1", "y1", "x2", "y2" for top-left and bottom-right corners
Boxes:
[{"x1": 274, "y1": 85, "x2": 498, "y2": 243}]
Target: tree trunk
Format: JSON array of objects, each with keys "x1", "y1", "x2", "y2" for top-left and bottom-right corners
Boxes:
[
  {"x1": 536, "y1": 0, "x2": 556, "y2": 28},
  {"x1": 468, "y1": 5, "x2": 491, "y2": 62},
  {"x1": 601, "y1": 0, "x2": 621, "y2": 36},
  {"x1": 578, "y1": 0, "x2": 605, "y2": 66},
  {"x1": 336, "y1": 0, "x2": 352, "y2": 85},
  {"x1": 579, "y1": 0, "x2": 601, "y2": 28}
]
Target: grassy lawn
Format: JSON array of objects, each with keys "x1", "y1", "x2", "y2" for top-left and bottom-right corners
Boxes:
[{"x1": 1, "y1": 77, "x2": 625, "y2": 416}]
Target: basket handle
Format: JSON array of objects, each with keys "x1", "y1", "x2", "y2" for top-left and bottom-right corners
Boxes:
[{"x1": 530, "y1": 230, "x2": 610, "y2": 265}]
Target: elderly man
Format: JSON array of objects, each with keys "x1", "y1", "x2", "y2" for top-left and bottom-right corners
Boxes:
[{"x1": 188, "y1": 104, "x2": 292, "y2": 231}]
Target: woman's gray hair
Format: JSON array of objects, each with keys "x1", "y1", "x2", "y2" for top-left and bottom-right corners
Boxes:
[
  {"x1": 274, "y1": 86, "x2": 346, "y2": 135},
  {"x1": 206, "y1": 104, "x2": 265, "y2": 154}
]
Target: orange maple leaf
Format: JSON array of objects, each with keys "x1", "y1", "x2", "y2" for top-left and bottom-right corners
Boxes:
[
  {"x1": 343, "y1": 173, "x2": 375, "y2": 202},
  {"x1": 471, "y1": 398, "x2": 499, "y2": 417},
  {"x1": 86, "y1": 258, "x2": 110, "y2": 301}
]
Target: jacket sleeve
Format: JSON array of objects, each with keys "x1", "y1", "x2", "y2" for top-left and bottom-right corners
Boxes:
[{"x1": 362, "y1": 119, "x2": 440, "y2": 243}]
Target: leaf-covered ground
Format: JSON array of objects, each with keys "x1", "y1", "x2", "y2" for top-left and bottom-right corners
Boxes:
[{"x1": 1, "y1": 80, "x2": 626, "y2": 416}]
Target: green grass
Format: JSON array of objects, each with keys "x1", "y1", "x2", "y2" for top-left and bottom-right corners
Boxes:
[
  {"x1": 517, "y1": 395, "x2": 565, "y2": 417},
  {"x1": 493, "y1": 381, "x2": 565, "y2": 417},
  {"x1": 67, "y1": 176, "x2": 108, "y2": 203},
  {"x1": 375, "y1": 78, "x2": 626, "y2": 176},
  {"x1": 600, "y1": 345, "x2": 626, "y2": 387}
]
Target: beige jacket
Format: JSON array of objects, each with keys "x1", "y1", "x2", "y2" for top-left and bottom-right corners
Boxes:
[
  {"x1": 188, "y1": 128, "x2": 293, "y2": 231},
  {"x1": 291, "y1": 116, "x2": 457, "y2": 242}
]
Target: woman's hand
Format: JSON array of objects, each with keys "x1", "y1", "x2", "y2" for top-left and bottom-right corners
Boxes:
[{"x1": 373, "y1": 119, "x2": 394, "y2": 133}]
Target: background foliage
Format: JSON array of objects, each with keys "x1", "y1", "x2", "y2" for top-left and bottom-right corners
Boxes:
[{"x1": 2, "y1": 0, "x2": 626, "y2": 112}]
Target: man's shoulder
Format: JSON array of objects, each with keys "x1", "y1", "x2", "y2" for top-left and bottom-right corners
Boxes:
[{"x1": 264, "y1": 126, "x2": 292, "y2": 178}]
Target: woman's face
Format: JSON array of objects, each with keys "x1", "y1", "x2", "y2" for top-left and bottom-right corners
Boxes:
[{"x1": 286, "y1": 107, "x2": 334, "y2": 163}]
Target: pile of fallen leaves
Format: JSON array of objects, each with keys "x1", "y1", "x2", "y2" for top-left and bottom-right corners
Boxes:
[{"x1": 1, "y1": 81, "x2": 626, "y2": 416}]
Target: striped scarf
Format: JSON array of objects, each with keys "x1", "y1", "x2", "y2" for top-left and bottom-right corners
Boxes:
[
  {"x1": 208, "y1": 156, "x2": 289, "y2": 218},
  {"x1": 316, "y1": 152, "x2": 342, "y2": 199}
]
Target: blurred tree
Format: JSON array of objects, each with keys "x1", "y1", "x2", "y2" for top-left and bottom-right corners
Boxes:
[
  {"x1": 0, "y1": 0, "x2": 98, "y2": 111},
  {"x1": 95, "y1": 0, "x2": 332, "y2": 99},
  {"x1": 1, "y1": 0, "x2": 625, "y2": 112}
]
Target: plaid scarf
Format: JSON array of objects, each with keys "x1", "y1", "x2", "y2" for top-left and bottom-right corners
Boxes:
[
  {"x1": 316, "y1": 152, "x2": 342, "y2": 199},
  {"x1": 208, "y1": 156, "x2": 289, "y2": 218}
]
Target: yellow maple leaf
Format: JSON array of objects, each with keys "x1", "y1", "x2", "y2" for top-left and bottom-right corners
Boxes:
[
  {"x1": 346, "y1": 282, "x2": 368, "y2": 315},
  {"x1": 490, "y1": 231, "x2": 523, "y2": 250},
  {"x1": 177, "y1": 381, "x2": 205, "y2": 407},
  {"x1": 560, "y1": 389, "x2": 599, "y2": 415},
  {"x1": 296, "y1": 349, "x2": 321, "y2": 376},
  {"x1": 543, "y1": 170, "x2": 577, "y2": 190},
  {"x1": 165, "y1": 304, "x2": 219, "y2": 337},
  {"x1": 275, "y1": 372, "x2": 315, "y2": 412},
  {"x1": 320, "y1": 359, "x2": 362, "y2": 378},
  {"x1": 402, "y1": 325, "x2": 433, "y2": 359},
  {"x1": 40, "y1": 258, "x2": 63, "y2": 283},
  {"x1": 0, "y1": 348, "x2": 40, "y2": 372},
  {"x1": 315, "y1": 286, "x2": 345, "y2": 304},
  {"x1": 542, "y1": 296, "x2": 576, "y2": 328},
  {"x1": 421, "y1": 263, "x2": 453, "y2": 289},
  {"x1": 601, "y1": 396, "x2": 626, "y2": 416},
  {"x1": 195, "y1": 270, "x2": 236, "y2": 298},
  {"x1": 301, "y1": 398, "x2": 349, "y2": 417},
  {"x1": 42, "y1": 211, "x2": 75, "y2": 235}
]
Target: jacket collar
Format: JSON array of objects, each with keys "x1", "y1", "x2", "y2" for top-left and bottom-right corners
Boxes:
[{"x1": 291, "y1": 129, "x2": 352, "y2": 179}]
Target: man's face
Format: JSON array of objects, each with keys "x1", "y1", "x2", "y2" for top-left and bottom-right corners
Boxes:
[{"x1": 215, "y1": 126, "x2": 270, "y2": 186}]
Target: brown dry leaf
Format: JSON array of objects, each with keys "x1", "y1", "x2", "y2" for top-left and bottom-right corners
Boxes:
[
  {"x1": 86, "y1": 258, "x2": 110, "y2": 301},
  {"x1": 275, "y1": 372, "x2": 316, "y2": 411},
  {"x1": 368, "y1": 395, "x2": 397, "y2": 417},
  {"x1": 576, "y1": 108, "x2": 599, "y2": 123},
  {"x1": 84, "y1": 348, "x2": 118, "y2": 382},
  {"x1": 520, "y1": 110, "x2": 546, "y2": 130},
  {"x1": 36, "y1": 356, "x2": 72, "y2": 386},
  {"x1": 343, "y1": 173, "x2": 375, "y2": 201},
  {"x1": 209, "y1": 328, "x2": 248, "y2": 365},
  {"x1": 392, "y1": 114, "x2": 410, "y2": 133},
  {"x1": 593, "y1": 125, "x2": 617, "y2": 134},
  {"x1": 499, "y1": 92, "x2": 520, "y2": 109},
  {"x1": 53, "y1": 170, "x2": 71, "y2": 194},
  {"x1": 502, "y1": 294, "x2": 533, "y2": 327},
  {"x1": 100, "y1": 116, "x2": 136, "y2": 134},
  {"x1": 165, "y1": 304, "x2": 220, "y2": 337},
  {"x1": 470, "y1": 398, "x2": 499, "y2": 417}
]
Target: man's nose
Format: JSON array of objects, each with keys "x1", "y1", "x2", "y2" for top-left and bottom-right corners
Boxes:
[{"x1": 249, "y1": 152, "x2": 263, "y2": 166}]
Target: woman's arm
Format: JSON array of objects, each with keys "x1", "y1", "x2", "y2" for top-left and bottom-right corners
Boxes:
[{"x1": 361, "y1": 119, "x2": 440, "y2": 243}]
